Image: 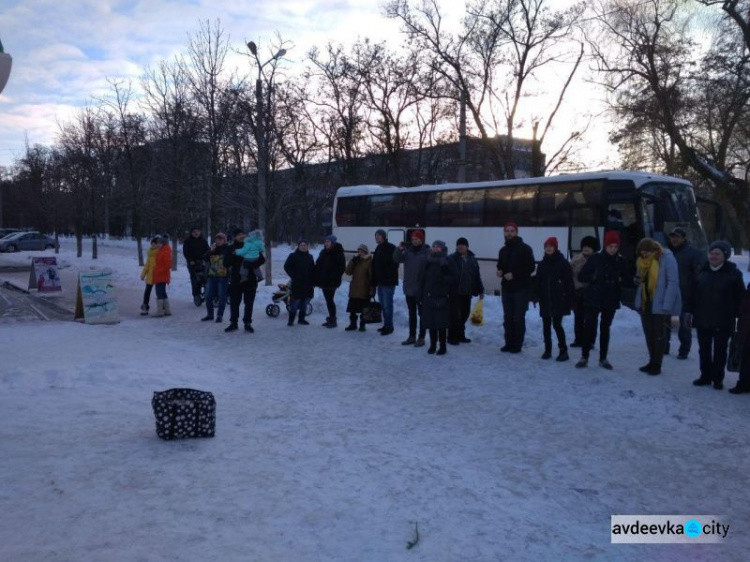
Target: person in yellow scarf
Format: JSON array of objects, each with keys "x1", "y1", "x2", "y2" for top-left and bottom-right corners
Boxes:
[{"x1": 635, "y1": 238, "x2": 681, "y2": 375}]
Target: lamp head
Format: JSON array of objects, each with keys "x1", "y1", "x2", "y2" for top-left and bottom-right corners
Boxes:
[{"x1": 247, "y1": 41, "x2": 258, "y2": 55}]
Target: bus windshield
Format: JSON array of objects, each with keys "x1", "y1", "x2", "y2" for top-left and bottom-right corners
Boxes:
[{"x1": 641, "y1": 181, "x2": 708, "y2": 250}]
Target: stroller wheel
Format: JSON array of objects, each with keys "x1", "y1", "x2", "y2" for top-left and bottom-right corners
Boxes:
[
  {"x1": 266, "y1": 304, "x2": 280, "y2": 317},
  {"x1": 306, "y1": 302, "x2": 313, "y2": 316},
  {"x1": 193, "y1": 295, "x2": 203, "y2": 307}
]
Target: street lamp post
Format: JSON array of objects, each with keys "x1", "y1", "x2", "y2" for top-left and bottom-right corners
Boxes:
[{"x1": 247, "y1": 41, "x2": 285, "y2": 285}]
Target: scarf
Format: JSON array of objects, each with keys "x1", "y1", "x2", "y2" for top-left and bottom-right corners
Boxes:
[{"x1": 636, "y1": 252, "x2": 660, "y2": 309}]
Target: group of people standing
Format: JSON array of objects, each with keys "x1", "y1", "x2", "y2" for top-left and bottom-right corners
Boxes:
[{"x1": 139, "y1": 223, "x2": 750, "y2": 395}]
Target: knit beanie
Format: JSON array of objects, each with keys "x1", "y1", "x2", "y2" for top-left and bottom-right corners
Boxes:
[
  {"x1": 230, "y1": 227, "x2": 245, "y2": 238},
  {"x1": 410, "y1": 230, "x2": 425, "y2": 243},
  {"x1": 456, "y1": 237, "x2": 469, "y2": 247},
  {"x1": 215, "y1": 232, "x2": 227, "y2": 241},
  {"x1": 357, "y1": 243, "x2": 370, "y2": 254},
  {"x1": 544, "y1": 237, "x2": 558, "y2": 250},
  {"x1": 603, "y1": 231, "x2": 620, "y2": 247},
  {"x1": 325, "y1": 234, "x2": 337, "y2": 244},
  {"x1": 709, "y1": 240, "x2": 732, "y2": 260},
  {"x1": 432, "y1": 240, "x2": 447, "y2": 251},
  {"x1": 298, "y1": 236, "x2": 309, "y2": 245},
  {"x1": 504, "y1": 221, "x2": 519, "y2": 232},
  {"x1": 580, "y1": 235, "x2": 600, "y2": 252}
]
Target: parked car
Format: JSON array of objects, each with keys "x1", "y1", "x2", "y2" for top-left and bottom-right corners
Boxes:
[
  {"x1": 0, "y1": 228, "x2": 22, "y2": 239},
  {"x1": 0, "y1": 231, "x2": 56, "y2": 252}
]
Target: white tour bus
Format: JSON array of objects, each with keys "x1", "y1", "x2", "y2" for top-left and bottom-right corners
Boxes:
[{"x1": 331, "y1": 171, "x2": 715, "y2": 301}]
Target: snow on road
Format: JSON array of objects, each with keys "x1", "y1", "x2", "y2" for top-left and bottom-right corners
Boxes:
[{"x1": 0, "y1": 238, "x2": 748, "y2": 561}]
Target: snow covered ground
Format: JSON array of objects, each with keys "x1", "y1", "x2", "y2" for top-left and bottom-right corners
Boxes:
[{"x1": 1, "y1": 238, "x2": 749, "y2": 561}]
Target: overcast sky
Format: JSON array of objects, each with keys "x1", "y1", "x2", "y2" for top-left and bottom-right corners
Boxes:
[{"x1": 0, "y1": 0, "x2": 613, "y2": 171}]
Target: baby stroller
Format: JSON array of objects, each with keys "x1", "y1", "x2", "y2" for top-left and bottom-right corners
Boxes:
[
  {"x1": 192, "y1": 262, "x2": 208, "y2": 307},
  {"x1": 265, "y1": 283, "x2": 313, "y2": 317}
]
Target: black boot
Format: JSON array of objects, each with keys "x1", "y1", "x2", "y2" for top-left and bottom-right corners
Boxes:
[
  {"x1": 224, "y1": 322, "x2": 238, "y2": 332},
  {"x1": 345, "y1": 314, "x2": 358, "y2": 331},
  {"x1": 322, "y1": 316, "x2": 331, "y2": 327},
  {"x1": 298, "y1": 311, "x2": 310, "y2": 325},
  {"x1": 541, "y1": 341, "x2": 552, "y2": 360},
  {"x1": 436, "y1": 330, "x2": 447, "y2": 355},
  {"x1": 729, "y1": 381, "x2": 750, "y2": 394},
  {"x1": 326, "y1": 317, "x2": 337, "y2": 329},
  {"x1": 556, "y1": 347, "x2": 569, "y2": 362},
  {"x1": 358, "y1": 316, "x2": 366, "y2": 332},
  {"x1": 287, "y1": 311, "x2": 297, "y2": 326}
]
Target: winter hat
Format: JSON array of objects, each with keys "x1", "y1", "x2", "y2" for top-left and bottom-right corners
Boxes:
[
  {"x1": 544, "y1": 237, "x2": 558, "y2": 250},
  {"x1": 603, "y1": 230, "x2": 620, "y2": 247},
  {"x1": 248, "y1": 229, "x2": 263, "y2": 241},
  {"x1": 432, "y1": 240, "x2": 447, "y2": 251},
  {"x1": 215, "y1": 232, "x2": 227, "y2": 240},
  {"x1": 325, "y1": 234, "x2": 337, "y2": 244},
  {"x1": 298, "y1": 236, "x2": 309, "y2": 245},
  {"x1": 230, "y1": 227, "x2": 245, "y2": 238},
  {"x1": 375, "y1": 229, "x2": 387, "y2": 240},
  {"x1": 410, "y1": 230, "x2": 425, "y2": 243},
  {"x1": 150, "y1": 236, "x2": 160, "y2": 244},
  {"x1": 580, "y1": 235, "x2": 600, "y2": 252},
  {"x1": 636, "y1": 238, "x2": 662, "y2": 254},
  {"x1": 504, "y1": 221, "x2": 519, "y2": 232},
  {"x1": 357, "y1": 243, "x2": 370, "y2": 254},
  {"x1": 456, "y1": 237, "x2": 469, "y2": 247},
  {"x1": 709, "y1": 240, "x2": 732, "y2": 260},
  {"x1": 669, "y1": 227, "x2": 687, "y2": 238},
  {"x1": 158, "y1": 234, "x2": 170, "y2": 244}
]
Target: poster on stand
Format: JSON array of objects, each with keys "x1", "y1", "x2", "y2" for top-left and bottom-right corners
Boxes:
[
  {"x1": 28, "y1": 257, "x2": 62, "y2": 293},
  {"x1": 74, "y1": 269, "x2": 120, "y2": 324}
]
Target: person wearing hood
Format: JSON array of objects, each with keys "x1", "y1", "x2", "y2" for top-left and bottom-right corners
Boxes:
[
  {"x1": 575, "y1": 230, "x2": 632, "y2": 370},
  {"x1": 686, "y1": 240, "x2": 745, "y2": 390},
  {"x1": 183, "y1": 227, "x2": 210, "y2": 305},
  {"x1": 224, "y1": 228, "x2": 266, "y2": 332},
  {"x1": 533, "y1": 237, "x2": 574, "y2": 361},
  {"x1": 139, "y1": 236, "x2": 160, "y2": 316},
  {"x1": 634, "y1": 238, "x2": 681, "y2": 376},
  {"x1": 447, "y1": 237, "x2": 484, "y2": 345},
  {"x1": 665, "y1": 227, "x2": 706, "y2": 359},
  {"x1": 496, "y1": 221, "x2": 536, "y2": 353},
  {"x1": 418, "y1": 240, "x2": 456, "y2": 355},
  {"x1": 284, "y1": 237, "x2": 316, "y2": 326},
  {"x1": 394, "y1": 230, "x2": 430, "y2": 346},
  {"x1": 372, "y1": 229, "x2": 399, "y2": 336},
  {"x1": 569, "y1": 236, "x2": 600, "y2": 347},
  {"x1": 344, "y1": 244, "x2": 373, "y2": 331},
  {"x1": 234, "y1": 229, "x2": 265, "y2": 283},
  {"x1": 315, "y1": 235, "x2": 346, "y2": 328},
  {"x1": 201, "y1": 232, "x2": 230, "y2": 323}
]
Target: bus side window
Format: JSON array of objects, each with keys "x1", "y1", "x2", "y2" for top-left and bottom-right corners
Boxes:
[
  {"x1": 335, "y1": 196, "x2": 365, "y2": 226},
  {"x1": 510, "y1": 186, "x2": 538, "y2": 226},
  {"x1": 402, "y1": 192, "x2": 426, "y2": 227},
  {"x1": 484, "y1": 187, "x2": 512, "y2": 226},
  {"x1": 440, "y1": 189, "x2": 484, "y2": 226}
]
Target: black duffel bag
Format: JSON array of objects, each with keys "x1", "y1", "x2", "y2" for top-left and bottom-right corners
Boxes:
[
  {"x1": 362, "y1": 298, "x2": 383, "y2": 324},
  {"x1": 152, "y1": 388, "x2": 216, "y2": 440}
]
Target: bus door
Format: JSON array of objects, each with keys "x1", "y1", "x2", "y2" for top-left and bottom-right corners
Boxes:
[
  {"x1": 568, "y1": 207, "x2": 599, "y2": 259},
  {"x1": 606, "y1": 185, "x2": 642, "y2": 309},
  {"x1": 696, "y1": 197, "x2": 724, "y2": 242},
  {"x1": 387, "y1": 229, "x2": 406, "y2": 245}
]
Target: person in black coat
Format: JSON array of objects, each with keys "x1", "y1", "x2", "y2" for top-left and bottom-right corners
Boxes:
[
  {"x1": 372, "y1": 229, "x2": 399, "y2": 336},
  {"x1": 418, "y1": 240, "x2": 456, "y2": 355},
  {"x1": 533, "y1": 237, "x2": 574, "y2": 362},
  {"x1": 314, "y1": 235, "x2": 346, "y2": 328},
  {"x1": 665, "y1": 227, "x2": 706, "y2": 359},
  {"x1": 447, "y1": 237, "x2": 484, "y2": 345},
  {"x1": 183, "y1": 227, "x2": 210, "y2": 304},
  {"x1": 730, "y1": 282, "x2": 750, "y2": 394},
  {"x1": 223, "y1": 228, "x2": 266, "y2": 333},
  {"x1": 575, "y1": 230, "x2": 632, "y2": 370},
  {"x1": 284, "y1": 238, "x2": 316, "y2": 326},
  {"x1": 686, "y1": 241, "x2": 746, "y2": 390},
  {"x1": 496, "y1": 221, "x2": 536, "y2": 353}
]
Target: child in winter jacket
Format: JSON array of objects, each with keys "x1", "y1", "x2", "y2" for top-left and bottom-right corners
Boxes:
[
  {"x1": 235, "y1": 229, "x2": 264, "y2": 282},
  {"x1": 139, "y1": 236, "x2": 159, "y2": 315}
]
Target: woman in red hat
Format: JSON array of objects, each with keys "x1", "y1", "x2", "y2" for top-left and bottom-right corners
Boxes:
[
  {"x1": 533, "y1": 237, "x2": 574, "y2": 361},
  {"x1": 575, "y1": 230, "x2": 631, "y2": 369}
]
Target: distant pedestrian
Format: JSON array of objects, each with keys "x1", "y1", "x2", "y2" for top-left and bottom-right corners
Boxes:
[
  {"x1": 139, "y1": 236, "x2": 159, "y2": 315},
  {"x1": 569, "y1": 236, "x2": 599, "y2": 347},
  {"x1": 496, "y1": 221, "x2": 536, "y2": 353},
  {"x1": 201, "y1": 232, "x2": 230, "y2": 323},
  {"x1": 634, "y1": 238, "x2": 681, "y2": 376},
  {"x1": 395, "y1": 230, "x2": 430, "y2": 347},
  {"x1": 183, "y1": 227, "x2": 209, "y2": 306},
  {"x1": 447, "y1": 237, "x2": 484, "y2": 345},
  {"x1": 152, "y1": 235, "x2": 172, "y2": 317},
  {"x1": 533, "y1": 237, "x2": 574, "y2": 361},
  {"x1": 687, "y1": 241, "x2": 745, "y2": 390},
  {"x1": 344, "y1": 244, "x2": 373, "y2": 332},
  {"x1": 665, "y1": 227, "x2": 706, "y2": 359},
  {"x1": 224, "y1": 228, "x2": 265, "y2": 333},
  {"x1": 314, "y1": 235, "x2": 346, "y2": 328},
  {"x1": 372, "y1": 229, "x2": 399, "y2": 336},
  {"x1": 418, "y1": 241, "x2": 455, "y2": 355},
  {"x1": 575, "y1": 231, "x2": 631, "y2": 369},
  {"x1": 283, "y1": 238, "x2": 316, "y2": 326}
]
